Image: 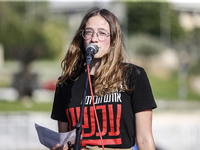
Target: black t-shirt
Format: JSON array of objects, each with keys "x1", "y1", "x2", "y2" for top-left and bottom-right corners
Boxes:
[{"x1": 51, "y1": 64, "x2": 157, "y2": 148}]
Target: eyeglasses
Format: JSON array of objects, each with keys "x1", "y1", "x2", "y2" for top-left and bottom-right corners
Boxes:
[{"x1": 82, "y1": 29, "x2": 110, "y2": 42}]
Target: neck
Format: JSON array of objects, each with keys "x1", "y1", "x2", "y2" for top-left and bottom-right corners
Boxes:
[{"x1": 90, "y1": 58, "x2": 101, "y2": 75}]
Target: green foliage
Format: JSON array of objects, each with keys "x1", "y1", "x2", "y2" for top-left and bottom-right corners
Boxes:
[
  {"x1": 126, "y1": 2, "x2": 185, "y2": 40},
  {"x1": 189, "y1": 60, "x2": 200, "y2": 75},
  {"x1": 0, "y1": 2, "x2": 66, "y2": 60},
  {"x1": 128, "y1": 33, "x2": 162, "y2": 57},
  {"x1": 42, "y1": 21, "x2": 66, "y2": 59},
  {"x1": 187, "y1": 28, "x2": 200, "y2": 76},
  {"x1": 172, "y1": 27, "x2": 200, "y2": 76}
]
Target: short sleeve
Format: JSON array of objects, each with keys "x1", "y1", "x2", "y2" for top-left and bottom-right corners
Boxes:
[
  {"x1": 131, "y1": 67, "x2": 157, "y2": 113},
  {"x1": 51, "y1": 83, "x2": 68, "y2": 122}
]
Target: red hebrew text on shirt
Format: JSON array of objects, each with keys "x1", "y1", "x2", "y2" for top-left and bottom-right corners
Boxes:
[{"x1": 66, "y1": 104, "x2": 122, "y2": 146}]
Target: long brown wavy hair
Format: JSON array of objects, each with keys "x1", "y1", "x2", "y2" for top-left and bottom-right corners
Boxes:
[{"x1": 58, "y1": 7, "x2": 132, "y2": 96}]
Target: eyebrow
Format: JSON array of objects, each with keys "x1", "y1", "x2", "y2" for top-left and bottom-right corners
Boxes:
[{"x1": 85, "y1": 27, "x2": 109, "y2": 32}]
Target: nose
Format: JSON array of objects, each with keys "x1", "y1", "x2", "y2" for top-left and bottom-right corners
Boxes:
[{"x1": 91, "y1": 32, "x2": 98, "y2": 42}]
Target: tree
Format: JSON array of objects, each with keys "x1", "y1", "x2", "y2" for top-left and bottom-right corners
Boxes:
[
  {"x1": 0, "y1": 2, "x2": 67, "y2": 98},
  {"x1": 0, "y1": 1, "x2": 66, "y2": 60},
  {"x1": 126, "y1": 2, "x2": 185, "y2": 41}
]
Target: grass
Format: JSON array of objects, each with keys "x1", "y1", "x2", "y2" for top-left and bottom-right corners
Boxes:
[
  {"x1": 0, "y1": 60, "x2": 57, "y2": 112},
  {"x1": 0, "y1": 100, "x2": 53, "y2": 112},
  {"x1": 148, "y1": 73, "x2": 200, "y2": 101},
  {"x1": 0, "y1": 60, "x2": 200, "y2": 112},
  {"x1": 149, "y1": 74, "x2": 178, "y2": 100}
]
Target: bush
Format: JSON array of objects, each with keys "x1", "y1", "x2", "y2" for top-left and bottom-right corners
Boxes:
[{"x1": 128, "y1": 33, "x2": 163, "y2": 57}]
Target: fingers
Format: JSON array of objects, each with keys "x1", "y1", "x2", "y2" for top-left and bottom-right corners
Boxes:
[
  {"x1": 61, "y1": 144, "x2": 68, "y2": 150},
  {"x1": 51, "y1": 143, "x2": 60, "y2": 150},
  {"x1": 51, "y1": 144, "x2": 69, "y2": 150}
]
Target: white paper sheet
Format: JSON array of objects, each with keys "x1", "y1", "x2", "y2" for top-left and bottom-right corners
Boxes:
[{"x1": 35, "y1": 123, "x2": 76, "y2": 149}]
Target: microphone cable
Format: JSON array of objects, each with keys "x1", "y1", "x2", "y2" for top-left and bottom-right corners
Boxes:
[{"x1": 87, "y1": 64, "x2": 105, "y2": 150}]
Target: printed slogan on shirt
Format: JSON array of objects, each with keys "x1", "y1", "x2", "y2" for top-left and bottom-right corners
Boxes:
[{"x1": 66, "y1": 92, "x2": 122, "y2": 146}]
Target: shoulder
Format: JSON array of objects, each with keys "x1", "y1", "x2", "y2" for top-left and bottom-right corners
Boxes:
[
  {"x1": 57, "y1": 71, "x2": 86, "y2": 86},
  {"x1": 56, "y1": 76, "x2": 74, "y2": 89},
  {"x1": 123, "y1": 63, "x2": 146, "y2": 76}
]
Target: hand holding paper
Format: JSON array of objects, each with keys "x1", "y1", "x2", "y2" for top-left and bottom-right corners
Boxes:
[{"x1": 35, "y1": 123, "x2": 76, "y2": 149}]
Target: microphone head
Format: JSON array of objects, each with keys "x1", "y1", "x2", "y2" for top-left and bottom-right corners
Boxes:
[{"x1": 87, "y1": 43, "x2": 99, "y2": 54}]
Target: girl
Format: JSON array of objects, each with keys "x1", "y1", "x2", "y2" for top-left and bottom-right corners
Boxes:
[{"x1": 51, "y1": 7, "x2": 157, "y2": 150}]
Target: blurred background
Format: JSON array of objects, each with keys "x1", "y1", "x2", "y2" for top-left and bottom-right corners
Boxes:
[{"x1": 0, "y1": 0, "x2": 200, "y2": 150}]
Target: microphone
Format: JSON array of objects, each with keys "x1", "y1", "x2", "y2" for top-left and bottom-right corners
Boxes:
[
  {"x1": 86, "y1": 43, "x2": 99, "y2": 57},
  {"x1": 86, "y1": 43, "x2": 99, "y2": 65}
]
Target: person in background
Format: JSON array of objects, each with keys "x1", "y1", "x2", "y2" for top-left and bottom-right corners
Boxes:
[{"x1": 51, "y1": 7, "x2": 157, "y2": 150}]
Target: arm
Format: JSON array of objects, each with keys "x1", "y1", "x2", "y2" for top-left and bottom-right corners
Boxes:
[
  {"x1": 58, "y1": 121, "x2": 68, "y2": 133},
  {"x1": 51, "y1": 121, "x2": 69, "y2": 150},
  {"x1": 135, "y1": 109, "x2": 156, "y2": 150}
]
